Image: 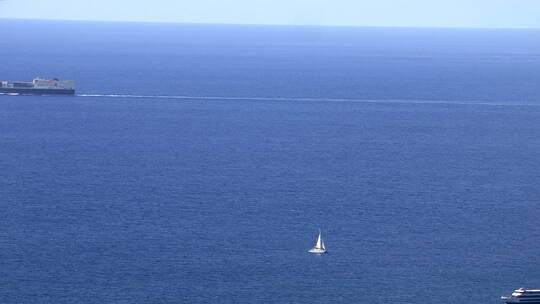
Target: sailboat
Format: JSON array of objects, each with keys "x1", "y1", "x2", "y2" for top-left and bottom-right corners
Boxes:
[{"x1": 308, "y1": 230, "x2": 327, "y2": 254}]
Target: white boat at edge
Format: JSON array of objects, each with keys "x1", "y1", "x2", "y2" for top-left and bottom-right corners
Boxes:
[
  {"x1": 502, "y1": 288, "x2": 540, "y2": 303},
  {"x1": 308, "y1": 230, "x2": 327, "y2": 254}
]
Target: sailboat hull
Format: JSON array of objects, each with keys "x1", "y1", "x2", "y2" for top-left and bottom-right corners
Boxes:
[{"x1": 308, "y1": 248, "x2": 327, "y2": 254}]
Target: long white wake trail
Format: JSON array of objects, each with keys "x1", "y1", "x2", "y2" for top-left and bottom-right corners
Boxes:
[
  {"x1": 75, "y1": 94, "x2": 537, "y2": 107},
  {"x1": 77, "y1": 94, "x2": 349, "y2": 102}
]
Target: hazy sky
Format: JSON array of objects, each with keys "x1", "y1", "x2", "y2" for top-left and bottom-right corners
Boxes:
[{"x1": 1, "y1": 0, "x2": 539, "y2": 28}]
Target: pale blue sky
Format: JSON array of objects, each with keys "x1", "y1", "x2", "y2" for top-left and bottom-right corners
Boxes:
[{"x1": 0, "y1": 0, "x2": 539, "y2": 28}]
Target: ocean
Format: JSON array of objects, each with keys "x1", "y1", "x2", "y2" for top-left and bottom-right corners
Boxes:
[{"x1": 1, "y1": 19, "x2": 540, "y2": 303}]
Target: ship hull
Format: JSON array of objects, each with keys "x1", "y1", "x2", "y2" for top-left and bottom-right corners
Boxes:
[
  {"x1": 502, "y1": 289, "x2": 540, "y2": 304},
  {"x1": 0, "y1": 87, "x2": 75, "y2": 96}
]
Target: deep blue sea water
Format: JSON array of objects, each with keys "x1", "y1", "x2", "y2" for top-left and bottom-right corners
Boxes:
[{"x1": 1, "y1": 19, "x2": 540, "y2": 303}]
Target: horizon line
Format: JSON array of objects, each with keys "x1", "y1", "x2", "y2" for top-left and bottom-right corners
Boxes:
[{"x1": 1, "y1": 17, "x2": 540, "y2": 30}]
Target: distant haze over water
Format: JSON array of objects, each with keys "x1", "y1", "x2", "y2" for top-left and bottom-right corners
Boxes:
[
  {"x1": 0, "y1": 19, "x2": 539, "y2": 304},
  {"x1": 1, "y1": 19, "x2": 540, "y2": 103}
]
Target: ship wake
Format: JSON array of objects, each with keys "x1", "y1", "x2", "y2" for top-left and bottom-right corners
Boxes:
[{"x1": 76, "y1": 94, "x2": 537, "y2": 107}]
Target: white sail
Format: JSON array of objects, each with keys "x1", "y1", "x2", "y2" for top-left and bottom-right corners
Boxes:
[
  {"x1": 315, "y1": 232, "x2": 322, "y2": 249},
  {"x1": 308, "y1": 230, "x2": 327, "y2": 254}
]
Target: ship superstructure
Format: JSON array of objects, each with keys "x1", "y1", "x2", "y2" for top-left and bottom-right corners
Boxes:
[
  {"x1": 0, "y1": 78, "x2": 75, "y2": 95},
  {"x1": 502, "y1": 288, "x2": 540, "y2": 303}
]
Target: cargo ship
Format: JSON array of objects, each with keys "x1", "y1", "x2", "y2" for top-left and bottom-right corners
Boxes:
[
  {"x1": 502, "y1": 288, "x2": 540, "y2": 303},
  {"x1": 0, "y1": 78, "x2": 75, "y2": 95}
]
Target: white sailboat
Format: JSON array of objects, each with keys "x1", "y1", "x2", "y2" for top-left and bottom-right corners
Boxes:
[{"x1": 308, "y1": 230, "x2": 327, "y2": 254}]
